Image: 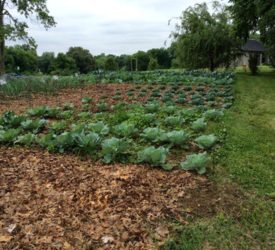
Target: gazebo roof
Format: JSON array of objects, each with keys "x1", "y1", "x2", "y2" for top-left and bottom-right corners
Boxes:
[{"x1": 242, "y1": 39, "x2": 267, "y2": 52}]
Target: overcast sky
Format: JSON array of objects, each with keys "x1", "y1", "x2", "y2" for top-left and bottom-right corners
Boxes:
[{"x1": 8, "y1": 0, "x2": 227, "y2": 55}]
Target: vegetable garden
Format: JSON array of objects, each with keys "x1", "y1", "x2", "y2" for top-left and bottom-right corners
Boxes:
[
  {"x1": 0, "y1": 70, "x2": 234, "y2": 174},
  {"x1": 0, "y1": 70, "x2": 237, "y2": 249}
]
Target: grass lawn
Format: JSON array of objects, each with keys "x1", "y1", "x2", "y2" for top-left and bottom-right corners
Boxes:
[{"x1": 161, "y1": 70, "x2": 275, "y2": 250}]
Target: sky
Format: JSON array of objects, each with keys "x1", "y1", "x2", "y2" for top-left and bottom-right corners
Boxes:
[{"x1": 8, "y1": 0, "x2": 226, "y2": 56}]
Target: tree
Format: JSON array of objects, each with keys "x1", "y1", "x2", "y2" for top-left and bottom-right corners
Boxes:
[
  {"x1": 133, "y1": 51, "x2": 150, "y2": 71},
  {"x1": 148, "y1": 57, "x2": 159, "y2": 70},
  {"x1": 229, "y1": 0, "x2": 275, "y2": 67},
  {"x1": 53, "y1": 53, "x2": 77, "y2": 75},
  {"x1": 147, "y1": 48, "x2": 172, "y2": 69},
  {"x1": 0, "y1": 0, "x2": 56, "y2": 74},
  {"x1": 172, "y1": 2, "x2": 240, "y2": 71},
  {"x1": 5, "y1": 45, "x2": 38, "y2": 73},
  {"x1": 38, "y1": 52, "x2": 55, "y2": 74},
  {"x1": 104, "y1": 55, "x2": 118, "y2": 71},
  {"x1": 116, "y1": 54, "x2": 131, "y2": 71},
  {"x1": 67, "y1": 47, "x2": 96, "y2": 74}
]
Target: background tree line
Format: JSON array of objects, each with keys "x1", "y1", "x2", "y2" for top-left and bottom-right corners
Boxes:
[
  {"x1": 1, "y1": 0, "x2": 274, "y2": 76},
  {"x1": 4, "y1": 45, "x2": 175, "y2": 75}
]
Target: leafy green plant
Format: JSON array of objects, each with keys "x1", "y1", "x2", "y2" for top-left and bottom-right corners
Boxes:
[
  {"x1": 164, "y1": 116, "x2": 185, "y2": 127},
  {"x1": 165, "y1": 130, "x2": 190, "y2": 147},
  {"x1": 203, "y1": 109, "x2": 224, "y2": 121},
  {"x1": 0, "y1": 111, "x2": 26, "y2": 129},
  {"x1": 21, "y1": 119, "x2": 47, "y2": 134},
  {"x1": 74, "y1": 132, "x2": 101, "y2": 155},
  {"x1": 59, "y1": 110, "x2": 74, "y2": 119},
  {"x1": 180, "y1": 152, "x2": 210, "y2": 174},
  {"x1": 137, "y1": 146, "x2": 171, "y2": 170},
  {"x1": 96, "y1": 102, "x2": 108, "y2": 112},
  {"x1": 46, "y1": 107, "x2": 62, "y2": 118},
  {"x1": 114, "y1": 123, "x2": 138, "y2": 138},
  {"x1": 27, "y1": 106, "x2": 62, "y2": 118},
  {"x1": 81, "y1": 97, "x2": 93, "y2": 104},
  {"x1": 0, "y1": 129, "x2": 21, "y2": 144},
  {"x1": 15, "y1": 133, "x2": 36, "y2": 146},
  {"x1": 49, "y1": 121, "x2": 67, "y2": 134},
  {"x1": 27, "y1": 106, "x2": 48, "y2": 117},
  {"x1": 161, "y1": 105, "x2": 178, "y2": 115},
  {"x1": 53, "y1": 132, "x2": 76, "y2": 153},
  {"x1": 36, "y1": 133, "x2": 55, "y2": 150},
  {"x1": 63, "y1": 103, "x2": 74, "y2": 111},
  {"x1": 77, "y1": 112, "x2": 92, "y2": 119},
  {"x1": 145, "y1": 102, "x2": 159, "y2": 113},
  {"x1": 141, "y1": 127, "x2": 167, "y2": 143},
  {"x1": 88, "y1": 122, "x2": 109, "y2": 135},
  {"x1": 192, "y1": 118, "x2": 207, "y2": 132},
  {"x1": 195, "y1": 134, "x2": 217, "y2": 149},
  {"x1": 101, "y1": 137, "x2": 129, "y2": 163}
]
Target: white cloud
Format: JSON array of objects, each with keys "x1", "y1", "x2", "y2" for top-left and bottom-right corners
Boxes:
[{"x1": 6, "y1": 0, "x2": 228, "y2": 55}]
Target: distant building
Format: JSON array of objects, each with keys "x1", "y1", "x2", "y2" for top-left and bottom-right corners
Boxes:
[{"x1": 236, "y1": 39, "x2": 269, "y2": 67}]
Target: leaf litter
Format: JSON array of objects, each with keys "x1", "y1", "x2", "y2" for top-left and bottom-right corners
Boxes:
[{"x1": 0, "y1": 146, "x2": 222, "y2": 249}]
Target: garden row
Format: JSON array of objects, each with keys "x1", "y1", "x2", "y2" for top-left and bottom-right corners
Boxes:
[
  {"x1": 0, "y1": 70, "x2": 234, "y2": 97},
  {"x1": 80, "y1": 83, "x2": 234, "y2": 110},
  {"x1": 0, "y1": 101, "x2": 225, "y2": 174}
]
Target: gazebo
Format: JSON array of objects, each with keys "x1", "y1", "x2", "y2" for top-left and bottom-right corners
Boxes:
[{"x1": 238, "y1": 39, "x2": 268, "y2": 67}]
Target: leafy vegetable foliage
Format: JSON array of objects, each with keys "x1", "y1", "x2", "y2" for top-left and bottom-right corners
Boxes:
[{"x1": 180, "y1": 152, "x2": 210, "y2": 174}]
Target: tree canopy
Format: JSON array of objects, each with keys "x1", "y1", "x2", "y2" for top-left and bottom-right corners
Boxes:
[
  {"x1": 172, "y1": 1, "x2": 240, "y2": 71},
  {"x1": 67, "y1": 47, "x2": 96, "y2": 74},
  {"x1": 0, "y1": 0, "x2": 56, "y2": 74}
]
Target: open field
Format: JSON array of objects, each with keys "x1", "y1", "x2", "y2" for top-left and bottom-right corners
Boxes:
[{"x1": 0, "y1": 70, "x2": 274, "y2": 249}]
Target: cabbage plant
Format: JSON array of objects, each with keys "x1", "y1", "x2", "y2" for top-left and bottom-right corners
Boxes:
[
  {"x1": 203, "y1": 109, "x2": 224, "y2": 121},
  {"x1": 74, "y1": 132, "x2": 101, "y2": 155},
  {"x1": 15, "y1": 133, "x2": 36, "y2": 146},
  {"x1": 141, "y1": 127, "x2": 166, "y2": 143},
  {"x1": 0, "y1": 128, "x2": 21, "y2": 144},
  {"x1": 165, "y1": 130, "x2": 190, "y2": 147},
  {"x1": 138, "y1": 146, "x2": 171, "y2": 170},
  {"x1": 114, "y1": 123, "x2": 138, "y2": 138},
  {"x1": 180, "y1": 152, "x2": 210, "y2": 174},
  {"x1": 164, "y1": 116, "x2": 185, "y2": 127},
  {"x1": 101, "y1": 137, "x2": 129, "y2": 163},
  {"x1": 88, "y1": 122, "x2": 109, "y2": 135},
  {"x1": 191, "y1": 118, "x2": 207, "y2": 132},
  {"x1": 195, "y1": 134, "x2": 217, "y2": 149}
]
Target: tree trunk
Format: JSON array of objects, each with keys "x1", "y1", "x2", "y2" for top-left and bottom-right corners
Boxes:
[
  {"x1": 209, "y1": 57, "x2": 215, "y2": 72},
  {"x1": 0, "y1": 12, "x2": 5, "y2": 75}
]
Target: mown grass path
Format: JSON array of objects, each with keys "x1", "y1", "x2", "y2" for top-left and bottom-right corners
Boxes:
[{"x1": 161, "y1": 71, "x2": 275, "y2": 250}]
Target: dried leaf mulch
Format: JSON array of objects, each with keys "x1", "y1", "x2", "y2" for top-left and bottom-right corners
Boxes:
[{"x1": 0, "y1": 147, "x2": 218, "y2": 250}]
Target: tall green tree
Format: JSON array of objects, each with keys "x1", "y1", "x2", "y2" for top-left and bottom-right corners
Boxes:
[
  {"x1": 38, "y1": 52, "x2": 55, "y2": 74},
  {"x1": 104, "y1": 55, "x2": 118, "y2": 71},
  {"x1": 172, "y1": 2, "x2": 240, "y2": 71},
  {"x1": 0, "y1": 0, "x2": 56, "y2": 74},
  {"x1": 147, "y1": 48, "x2": 172, "y2": 69},
  {"x1": 148, "y1": 57, "x2": 159, "y2": 70},
  {"x1": 133, "y1": 51, "x2": 150, "y2": 71},
  {"x1": 229, "y1": 0, "x2": 275, "y2": 67},
  {"x1": 67, "y1": 47, "x2": 96, "y2": 74},
  {"x1": 5, "y1": 45, "x2": 38, "y2": 73},
  {"x1": 53, "y1": 53, "x2": 77, "y2": 75}
]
